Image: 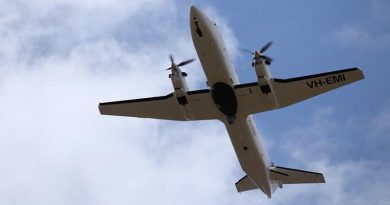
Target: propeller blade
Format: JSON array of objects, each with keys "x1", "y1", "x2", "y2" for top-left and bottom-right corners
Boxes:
[
  {"x1": 177, "y1": 58, "x2": 195, "y2": 67},
  {"x1": 169, "y1": 54, "x2": 175, "y2": 64},
  {"x1": 242, "y1": 48, "x2": 254, "y2": 55},
  {"x1": 262, "y1": 55, "x2": 273, "y2": 65},
  {"x1": 165, "y1": 67, "x2": 172, "y2": 71},
  {"x1": 237, "y1": 60, "x2": 253, "y2": 70},
  {"x1": 260, "y1": 41, "x2": 273, "y2": 53},
  {"x1": 262, "y1": 55, "x2": 273, "y2": 62}
]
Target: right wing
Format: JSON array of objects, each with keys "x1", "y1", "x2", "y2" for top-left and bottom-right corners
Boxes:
[
  {"x1": 234, "y1": 67, "x2": 364, "y2": 115},
  {"x1": 272, "y1": 67, "x2": 364, "y2": 108},
  {"x1": 99, "y1": 89, "x2": 220, "y2": 121}
]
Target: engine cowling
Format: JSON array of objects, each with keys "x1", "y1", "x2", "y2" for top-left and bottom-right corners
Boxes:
[
  {"x1": 253, "y1": 51, "x2": 279, "y2": 107},
  {"x1": 165, "y1": 55, "x2": 196, "y2": 120},
  {"x1": 168, "y1": 66, "x2": 195, "y2": 120},
  {"x1": 169, "y1": 67, "x2": 189, "y2": 105}
]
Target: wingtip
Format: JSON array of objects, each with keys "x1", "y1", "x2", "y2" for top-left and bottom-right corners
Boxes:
[
  {"x1": 319, "y1": 174, "x2": 326, "y2": 183},
  {"x1": 357, "y1": 67, "x2": 365, "y2": 79},
  {"x1": 98, "y1": 103, "x2": 104, "y2": 115}
]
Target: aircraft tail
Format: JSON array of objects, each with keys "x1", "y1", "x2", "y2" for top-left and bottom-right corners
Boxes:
[{"x1": 235, "y1": 166, "x2": 325, "y2": 194}]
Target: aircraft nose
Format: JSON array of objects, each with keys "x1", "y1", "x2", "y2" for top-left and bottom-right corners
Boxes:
[{"x1": 190, "y1": 5, "x2": 202, "y2": 20}]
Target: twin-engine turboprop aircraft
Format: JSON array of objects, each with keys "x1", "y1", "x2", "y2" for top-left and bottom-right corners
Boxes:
[{"x1": 99, "y1": 5, "x2": 364, "y2": 198}]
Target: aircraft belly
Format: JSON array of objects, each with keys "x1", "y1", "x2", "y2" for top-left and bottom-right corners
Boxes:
[{"x1": 224, "y1": 116, "x2": 271, "y2": 196}]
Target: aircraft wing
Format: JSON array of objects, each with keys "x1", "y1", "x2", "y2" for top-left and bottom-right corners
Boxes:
[
  {"x1": 235, "y1": 67, "x2": 364, "y2": 115},
  {"x1": 99, "y1": 89, "x2": 219, "y2": 121},
  {"x1": 272, "y1": 67, "x2": 364, "y2": 107}
]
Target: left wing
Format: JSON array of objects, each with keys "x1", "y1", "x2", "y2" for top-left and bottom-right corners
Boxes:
[{"x1": 99, "y1": 89, "x2": 220, "y2": 121}]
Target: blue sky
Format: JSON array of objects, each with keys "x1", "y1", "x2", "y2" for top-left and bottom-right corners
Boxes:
[{"x1": 0, "y1": 0, "x2": 389, "y2": 204}]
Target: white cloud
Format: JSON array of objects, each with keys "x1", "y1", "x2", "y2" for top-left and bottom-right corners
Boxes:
[
  {"x1": 334, "y1": 25, "x2": 377, "y2": 48},
  {"x1": 269, "y1": 107, "x2": 337, "y2": 163},
  {"x1": 2, "y1": 0, "x2": 388, "y2": 204},
  {"x1": 258, "y1": 104, "x2": 390, "y2": 205},
  {"x1": 371, "y1": 99, "x2": 390, "y2": 131},
  {"x1": 372, "y1": 0, "x2": 390, "y2": 20},
  {"x1": 262, "y1": 159, "x2": 390, "y2": 205},
  {"x1": 334, "y1": 25, "x2": 390, "y2": 51},
  {"x1": 333, "y1": 0, "x2": 390, "y2": 50},
  {"x1": 0, "y1": 1, "x2": 242, "y2": 204}
]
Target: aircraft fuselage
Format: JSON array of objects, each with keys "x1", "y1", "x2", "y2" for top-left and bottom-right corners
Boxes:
[{"x1": 190, "y1": 6, "x2": 272, "y2": 197}]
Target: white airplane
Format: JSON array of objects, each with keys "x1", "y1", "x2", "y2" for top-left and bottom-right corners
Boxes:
[{"x1": 99, "y1": 5, "x2": 364, "y2": 198}]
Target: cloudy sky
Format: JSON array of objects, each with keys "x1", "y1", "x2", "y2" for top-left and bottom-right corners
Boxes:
[{"x1": 0, "y1": 0, "x2": 389, "y2": 204}]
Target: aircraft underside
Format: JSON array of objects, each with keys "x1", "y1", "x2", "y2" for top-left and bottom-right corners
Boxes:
[{"x1": 98, "y1": 5, "x2": 364, "y2": 198}]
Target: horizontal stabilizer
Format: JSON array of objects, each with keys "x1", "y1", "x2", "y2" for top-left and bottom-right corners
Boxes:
[
  {"x1": 235, "y1": 175, "x2": 258, "y2": 192},
  {"x1": 235, "y1": 166, "x2": 325, "y2": 193},
  {"x1": 269, "y1": 166, "x2": 325, "y2": 184}
]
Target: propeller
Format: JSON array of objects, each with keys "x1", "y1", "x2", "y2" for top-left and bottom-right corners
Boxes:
[
  {"x1": 260, "y1": 41, "x2": 273, "y2": 53},
  {"x1": 242, "y1": 41, "x2": 274, "y2": 65},
  {"x1": 242, "y1": 48, "x2": 255, "y2": 55},
  {"x1": 165, "y1": 55, "x2": 195, "y2": 70}
]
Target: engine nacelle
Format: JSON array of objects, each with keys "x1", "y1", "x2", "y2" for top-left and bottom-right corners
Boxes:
[
  {"x1": 169, "y1": 67, "x2": 188, "y2": 103},
  {"x1": 253, "y1": 54, "x2": 279, "y2": 107},
  {"x1": 169, "y1": 67, "x2": 195, "y2": 120}
]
